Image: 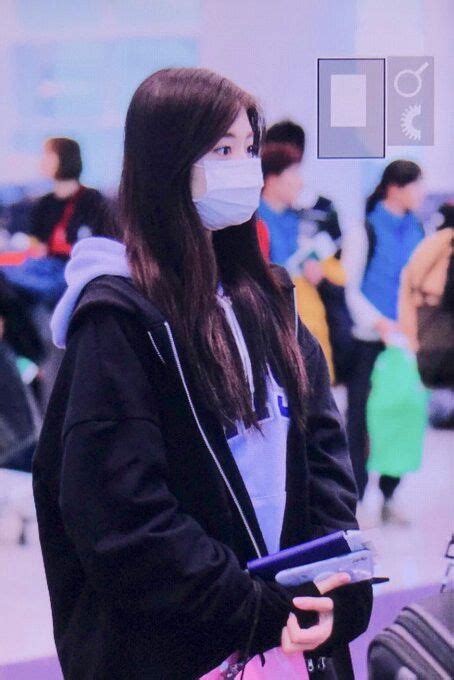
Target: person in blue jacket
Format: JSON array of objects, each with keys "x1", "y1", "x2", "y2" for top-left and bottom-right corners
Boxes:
[{"x1": 344, "y1": 160, "x2": 425, "y2": 521}]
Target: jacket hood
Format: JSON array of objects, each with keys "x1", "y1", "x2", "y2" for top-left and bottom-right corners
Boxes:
[{"x1": 51, "y1": 237, "x2": 131, "y2": 348}]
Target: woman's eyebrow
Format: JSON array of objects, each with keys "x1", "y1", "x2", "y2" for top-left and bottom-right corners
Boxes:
[{"x1": 220, "y1": 131, "x2": 254, "y2": 139}]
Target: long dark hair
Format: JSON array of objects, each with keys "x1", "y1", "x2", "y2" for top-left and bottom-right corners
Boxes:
[
  {"x1": 119, "y1": 68, "x2": 307, "y2": 432},
  {"x1": 366, "y1": 160, "x2": 422, "y2": 215}
]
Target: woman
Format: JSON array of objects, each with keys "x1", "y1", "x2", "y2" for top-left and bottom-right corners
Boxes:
[
  {"x1": 1, "y1": 138, "x2": 114, "y2": 308},
  {"x1": 344, "y1": 160, "x2": 424, "y2": 522},
  {"x1": 31, "y1": 137, "x2": 112, "y2": 257},
  {"x1": 34, "y1": 68, "x2": 372, "y2": 679}
]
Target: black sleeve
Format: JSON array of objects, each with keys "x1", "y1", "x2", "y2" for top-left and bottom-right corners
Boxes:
[
  {"x1": 317, "y1": 279, "x2": 354, "y2": 382},
  {"x1": 317, "y1": 279, "x2": 352, "y2": 340},
  {"x1": 299, "y1": 322, "x2": 373, "y2": 648},
  {"x1": 59, "y1": 308, "x2": 320, "y2": 664}
]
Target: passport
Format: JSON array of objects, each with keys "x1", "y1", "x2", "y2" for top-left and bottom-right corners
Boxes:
[{"x1": 246, "y1": 530, "x2": 364, "y2": 581}]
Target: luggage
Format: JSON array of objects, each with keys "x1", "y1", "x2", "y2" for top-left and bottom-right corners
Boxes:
[{"x1": 368, "y1": 590, "x2": 454, "y2": 679}]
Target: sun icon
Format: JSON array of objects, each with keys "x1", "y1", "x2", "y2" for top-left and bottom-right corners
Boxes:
[{"x1": 400, "y1": 104, "x2": 422, "y2": 141}]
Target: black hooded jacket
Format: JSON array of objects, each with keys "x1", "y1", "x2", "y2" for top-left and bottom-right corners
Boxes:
[{"x1": 33, "y1": 270, "x2": 372, "y2": 679}]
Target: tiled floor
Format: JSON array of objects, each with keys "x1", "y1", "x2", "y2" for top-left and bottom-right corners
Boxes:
[{"x1": 0, "y1": 425, "x2": 452, "y2": 678}]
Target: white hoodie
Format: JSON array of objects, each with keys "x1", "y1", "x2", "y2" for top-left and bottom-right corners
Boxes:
[{"x1": 51, "y1": 237, "x2": 130, "y2": 349}]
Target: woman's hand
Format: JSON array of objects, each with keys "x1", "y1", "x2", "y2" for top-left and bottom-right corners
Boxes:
[
  {"x1": 374, "y1": 316, "x2": 399, "y2": 343},
  {"x1": 281, "y1": 572, "x2": 351, "y2": 654},
  {"x1": 303, "y1": 259, "x2": 324, "y2": 287}
]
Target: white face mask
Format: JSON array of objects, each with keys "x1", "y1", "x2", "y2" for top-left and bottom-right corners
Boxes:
[{"x1": 192, "y1": 157, "x2": 264, "y2": 231}]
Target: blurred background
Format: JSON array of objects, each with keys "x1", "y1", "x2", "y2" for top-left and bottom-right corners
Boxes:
[{"x1": 0, "y1": 1, "x2": 452, "y2": 679}]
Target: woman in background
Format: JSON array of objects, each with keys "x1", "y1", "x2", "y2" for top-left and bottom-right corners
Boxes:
[
  {"x1": 344, "y1": 160, "x2": 424, "y2": 522},
  {"x1": 1, "y1": 138, "x2": 114, "y2": 308},
  {"x1": 30, "y1": 137, "x2": 112, "y2": 258}
]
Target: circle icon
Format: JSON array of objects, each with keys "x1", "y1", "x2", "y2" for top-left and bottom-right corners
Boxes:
[{"x1": 394, "y1": 61, "x2": 429, "y2": 98}]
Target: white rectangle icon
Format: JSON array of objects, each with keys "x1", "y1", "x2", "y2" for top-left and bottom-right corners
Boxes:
[{"x1": 330, "y1": 74, "x2": 367, "y2": 128}]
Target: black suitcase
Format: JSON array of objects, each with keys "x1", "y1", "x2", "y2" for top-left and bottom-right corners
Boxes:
[{"x1": 368, "y1": 590, "x2": 454, "y2": 679}]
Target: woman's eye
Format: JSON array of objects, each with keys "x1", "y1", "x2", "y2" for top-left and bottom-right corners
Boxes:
[{"x1": 214, "y1": 146, "x2": 231, "y2": 156}]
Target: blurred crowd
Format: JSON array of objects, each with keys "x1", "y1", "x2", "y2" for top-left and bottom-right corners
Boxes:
[
  {"x1": 0, "y1": 138, "x2": 116, "y2": 475},
  {"x1": 1, "y1": 122, "x2": 453, "y2": 534},
  {"x1": 256, "y1": 121, "x2": 453, "y2": 524}
]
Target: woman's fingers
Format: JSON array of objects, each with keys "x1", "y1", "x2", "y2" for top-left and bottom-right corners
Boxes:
[
  {"x1": 287, "y1": 612, "x2": 331, "y2": 646},
  {"x1": 292, "y1": 596, "x2": 334, "y2": 612},
  {"x1": 282, "y1": 612, "x2": 333, "y2": 652},
  {"x1": 281, "y1": 622, "x2": 302, "y2": 653},
  {"x1": 314, "y1": 571, "x2": 351, "y2": 595},
  {"x1": 282, "y1": 593, "x2": 339, "y2": 655}
]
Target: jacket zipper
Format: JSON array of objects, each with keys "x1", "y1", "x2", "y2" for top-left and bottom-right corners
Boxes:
[
  {"x1": 161, "y1": 321, "x2": 263, "y2": 559},
  {"x1": 147, "y1": 331, "x2": 166, "y2": 365}
]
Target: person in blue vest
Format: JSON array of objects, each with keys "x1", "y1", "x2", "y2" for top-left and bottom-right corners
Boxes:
[{"x1": 343, "y1": 160, "x2": 425, "y2": 523}]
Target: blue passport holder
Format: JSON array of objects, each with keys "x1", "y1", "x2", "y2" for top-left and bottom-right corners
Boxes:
[{"x1": 246, "y1": 530, "x2": 365, "y2": 581}]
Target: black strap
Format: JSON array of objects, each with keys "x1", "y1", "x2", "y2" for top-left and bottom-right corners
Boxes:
[{"x1": 237, "y1": 579, "x2": 263, "y2": 680}]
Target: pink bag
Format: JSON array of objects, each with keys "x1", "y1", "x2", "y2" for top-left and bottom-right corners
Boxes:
[{"x1": 200, "y1": 647, "x2": 309, "y2": 679}]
